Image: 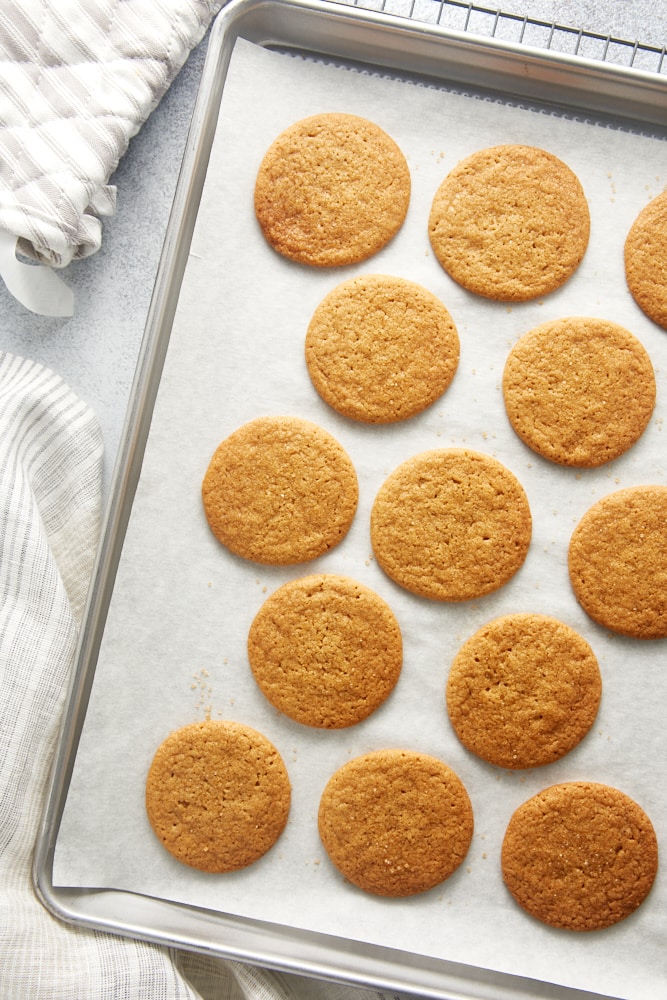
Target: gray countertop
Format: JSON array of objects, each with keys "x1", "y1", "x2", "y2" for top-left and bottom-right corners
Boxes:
[{"x1": 1, "y1": 0, "x2": 665, "y2": 500}]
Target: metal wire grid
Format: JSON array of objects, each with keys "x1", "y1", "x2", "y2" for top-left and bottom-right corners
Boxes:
[{"x1": 337, "y1": 0, "x2": 667, "y2": 74}]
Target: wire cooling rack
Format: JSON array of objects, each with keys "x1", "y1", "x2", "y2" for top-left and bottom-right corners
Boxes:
[{"x1": 335, "y1": 0, "x2": 667, "y2": 74}]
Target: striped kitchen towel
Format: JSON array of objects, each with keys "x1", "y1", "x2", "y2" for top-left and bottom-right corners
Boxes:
[{"x1": 0, "y1": 0, "x2": 222, "y2": 271}]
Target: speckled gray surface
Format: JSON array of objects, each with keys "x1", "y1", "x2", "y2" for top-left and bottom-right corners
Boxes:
[
  {"x1": 0, "y1": 1, "x2": 664, "y2": 498},
  {"x1": 495, "y1": 1, "x2": 666, "y2": 47}
]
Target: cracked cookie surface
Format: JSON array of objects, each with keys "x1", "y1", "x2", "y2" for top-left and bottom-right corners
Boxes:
[
  {"x1": 202, "y1": 415, "x2": 358, "y2": 565},
  {"x1": 429, "y1": 144, "x2": 589, "y2": 301},
  {"x1": 503, "y1": 317, "x2": 655, "y2": 467},
  {"x1": 305, "y1": 274, "x2": 459, "y2": 423},
  {"x1": 145, "y1": 720, "x2": 291, "y2": 873},
  {"x1": 625, "y1": 189, "x2": 667, "y2": 329},
  {"x1": 370, "y1": 448, "x2": 531, "y2": 601},
  {"x1": 255, "y1": 113, "x2": 410, "y2": 267},
  {"x1": 248, "y1": 573, "x2": 402, "y2": 728},
  {"x1": 446, "y1": 613, "x2": 601, "y2": 769},
  {"x1": 502, "y1": 781, "x2": 658, "y2": 930},
  {"x1": 318, "y1": 748, "x2": 473, "y2": 896},
  {"x1": 568, "y1": 485, "x2": 667, "y2": 638}
]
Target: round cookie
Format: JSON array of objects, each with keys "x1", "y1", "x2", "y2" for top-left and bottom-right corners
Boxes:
[
  {"x1": 624, "y1": 189, "x2": 667, "y2": 329},
  {"x1": 305, "y1": 274, "x2": 459, "y2": 423},
  {"x1": 248, "y1": 574, "x2": 402, "y2": 728},
  {"x1": 370, "y1": 448, "x2": 531, "y2": 601},
  {"x1": 501, "y1": 782, "x2": 658, "y2": 930},
  {"x1": 446, "y1": 613, "x2": 601, "y2": 769},
  {"x1": 201, "y1": 416, "x2": 358, "y2": 565},
  {"x1": 503, "y1": 317, "x2": 655, "y2": 467},
  {"x1": 568, "y1": 485, "x2": 667, "y2": 639},
  {"x1": 318, "y1": 749, "x2": 473, "y2": 896},
  {"x1": 145, "y1": 720, "x2": 291, "y2": 873},
  {"x1": 254, "y1": 113, "x2": 410, "y2": 268},
  {"x1": 428, "y1": 144, "x2": 590, "y2": 301}
]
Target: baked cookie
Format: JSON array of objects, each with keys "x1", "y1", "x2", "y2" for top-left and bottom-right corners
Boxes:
[
  {"x1": 625, "y1": 189, "x2": 667, "y2": 329},
  {"x1": 254, "y1": 113, "x2": 410, "y2": 267},
  {"x1": 568, "y1": 485, "x2": 667, "y2": 639},
  {"x1": 428, "y1": 145, "x2": 590, "y2": 301},
  {"x1": 502, "y1": 782, "x2": 658, "y2": 930},
  {"x1": 248, "y1": 574, "x2": 402, "y2": 728},
  {"x1": 370, "y1": 448, "x2": 531, "y2": 601},
  {"x1": 446, "y1": 613, "x2": 601, "y2": 769},
  {"x1": 503, "y1": 317, "x2": 655, "y2": 467},
  {"x1": 318, "y1": 749, "x2": 473, "y2": 896},
  {"x1": 305, "y1": 274, "x2": 460, "y2": 423},
  {"x1": 201, "y1": 416, "x2": 358, "y2": 565},
  {"x1": 145, "y1": 720, "x2": 291, "y2": 873}
]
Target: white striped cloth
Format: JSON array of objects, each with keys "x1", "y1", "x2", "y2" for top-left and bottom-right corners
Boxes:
[
  {"x1": 0, "y1": 0, "x2": 223, "y2": 269},
  {"x1": 0, "y1": 350, "x2": 416, "y2": 997}
]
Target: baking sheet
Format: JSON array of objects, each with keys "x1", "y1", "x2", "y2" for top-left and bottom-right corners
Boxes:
[{"x1": 53, "y1": 32, "x2": 667, "y2": 1000}]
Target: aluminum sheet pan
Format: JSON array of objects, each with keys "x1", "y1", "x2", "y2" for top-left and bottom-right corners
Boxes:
[{"x1": 34, "y1": 2, "x2": 667, "y2": 998}]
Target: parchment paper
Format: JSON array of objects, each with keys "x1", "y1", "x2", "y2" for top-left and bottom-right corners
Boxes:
[{"x1": 54, "y1": 38, "x2": 667, "y2": 1000}]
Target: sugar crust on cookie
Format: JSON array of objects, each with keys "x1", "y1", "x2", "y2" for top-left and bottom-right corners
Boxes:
[
  {"x1": 248, "y1": 573, "x2": 403, "y2": 728},
  {"x1": 254, "y1": 113, "x2": 410, "y2": 267},
  {"x1": 145, "y1": 720, "x2": 291, "y2": 873},
  {"x1": 624, "y1": 189, "x2": 667, "y2": 330},
  {"x1": 201, "y1": 415, "x2": 358, "y2": 565},
  {"x1": 305, "y1": 274, "x2": 459, "y2": 423},
  {"x1": 318, "y1": 748, "x2": 473, "y2": 896},
  {"x1": 502, "y1": 781, "x2": 658, "y2": 930},
  {"x1": 502, "y1": 317, "x2": 655, "y2": 467},
  {"x1": 428, "y1": 144, "x2": 590, "y2": 301},
  {"x1": 370, "y1": 448, "x2": 531, "y2": 601},
  {"x1": 446, "y1": 613, "x2": 601, "y2": 769},
  {"x1": 568, "y1": 485, "x2": 667, "y2": 639}
]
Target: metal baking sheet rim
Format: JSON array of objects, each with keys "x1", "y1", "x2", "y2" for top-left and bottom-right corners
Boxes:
[{"x1": 32, "y1": 1, "x2": 667, "y2": 998}]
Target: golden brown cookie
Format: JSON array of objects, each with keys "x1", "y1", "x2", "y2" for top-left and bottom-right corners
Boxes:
[
  {"x1": 624, "y1": 190, "x2": 667, "y2": 329},
  {"x1": 502, "y1": 782, "x2": 658, "y2": 930},
  {"x1": 503, "y1": 317, "x2": 655, "y2": 467},
  {"x1": 568, "y1": 485, "x2": 667, "y2": 639},
  {"x1": 370, "y1": 448, "x2": 531, "y2": 601},
  {"x1": 318, "y1": 749, "x2": 473, "y2": 896},
  {"x1": 201, "y1": 416, "x2": 358, "y2": 565},
  {"x1": 248, "y1": 574, "x2": 402, "y2": 728},
  {"x1": 145, "y1": 720, "x2": 291, "y2": 873},
  {"x1": 428, "y1": 145, "x2": 590, "y2": 301},
  {"x1": 305, "y1": 274, "x2": 460, "y2": 423},
  {"x1": 254, "y1": 113, "x2": 410, "y2": 267},
  {"x1": 446, "y1": 614, "x2": 601, "y2": 769}
]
